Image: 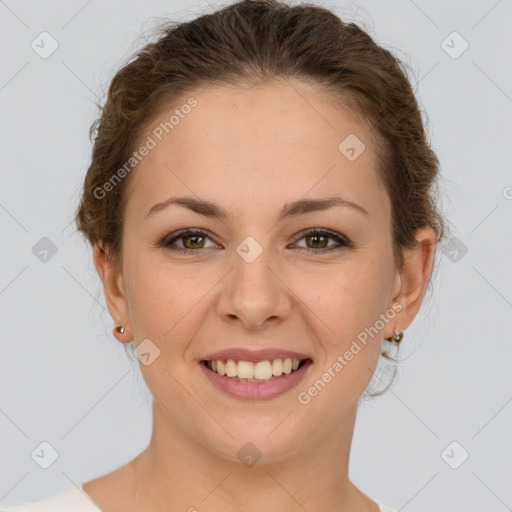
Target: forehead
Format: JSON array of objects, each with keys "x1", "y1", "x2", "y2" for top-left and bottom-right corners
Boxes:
[{"x1": 124, "y1": 79, "x2": 387, "y2": 222}]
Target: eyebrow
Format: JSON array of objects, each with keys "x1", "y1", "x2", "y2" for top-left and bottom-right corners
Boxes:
[{"x1": 144, "y1": 195, "x2": 368, "y2": 221}]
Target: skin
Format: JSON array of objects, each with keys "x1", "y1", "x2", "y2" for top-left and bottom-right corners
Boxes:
[{"x1": 85, "y1": 78, "x2": 436, "y2": 512}]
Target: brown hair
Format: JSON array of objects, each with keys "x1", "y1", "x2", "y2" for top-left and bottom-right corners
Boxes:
[{"x1": 75, "y1": 0, "x2": 446, "y2": 391}]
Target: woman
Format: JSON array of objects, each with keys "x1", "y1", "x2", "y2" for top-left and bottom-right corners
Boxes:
[{"x1": 3, "y1": 0, "x2": 445, "y2": 510}]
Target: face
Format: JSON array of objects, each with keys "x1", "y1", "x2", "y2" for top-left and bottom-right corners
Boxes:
[{"x1": 101, "y1": 79, "x2": 409, "y2": 464}]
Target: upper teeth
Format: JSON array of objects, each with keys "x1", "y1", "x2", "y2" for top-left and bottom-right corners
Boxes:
[{"x1": 208, "y1": 358, "x2": 301, "y2": 380}]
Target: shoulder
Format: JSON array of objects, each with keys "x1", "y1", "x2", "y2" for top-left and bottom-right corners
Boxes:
[{"x1": 0, "y1": 484, "x2": 101, "y2": 512}]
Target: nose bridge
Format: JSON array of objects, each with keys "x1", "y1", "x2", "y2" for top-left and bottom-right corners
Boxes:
[
  {"x1": 232, "y1": 235, "x2": 277, "y2": 302},
  {"x1": 221, "y1": 234, "x2": 291, "y2": 328}
]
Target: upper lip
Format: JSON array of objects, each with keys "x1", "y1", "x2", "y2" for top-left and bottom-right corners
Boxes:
[{"x1": 201, "y1": 348, "x2": 312, "y2": 363}]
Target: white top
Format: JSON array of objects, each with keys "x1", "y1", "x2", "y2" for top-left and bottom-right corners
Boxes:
[
  {"x1": 0, "y1": 484, "x2": 101, "y2": 511},
  {"x1": 1, "y1": 483, "x2": 398, "y2": 511}
]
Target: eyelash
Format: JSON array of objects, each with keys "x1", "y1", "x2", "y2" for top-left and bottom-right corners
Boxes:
[{"x1": 160, "y1": 228, "x2": 352, "y2": 255}]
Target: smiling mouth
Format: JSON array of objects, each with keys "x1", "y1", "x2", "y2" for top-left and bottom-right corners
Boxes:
[{"x1": 202, "y1": 358, "x2": 311, "y2": 383}]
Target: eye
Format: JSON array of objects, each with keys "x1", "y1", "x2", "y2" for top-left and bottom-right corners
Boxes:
[
  {"x1": 161, "y1": 229, "x2": 218, "y2": 254},
  {"x1": 292, "y1": 228, "x2": 351, "y2": 254}
]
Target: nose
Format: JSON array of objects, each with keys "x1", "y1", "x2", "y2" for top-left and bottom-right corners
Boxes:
[{"x1": 218, "y1": 247, "x2": 292, "y2": 332}]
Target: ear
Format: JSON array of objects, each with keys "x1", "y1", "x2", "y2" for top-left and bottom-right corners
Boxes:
[
  {"x1": 93, "y1": 243, "x2": 132, "y2": 343},
  {"x1": 386, "y1": 225, "x2": 437, "y2": 338}
]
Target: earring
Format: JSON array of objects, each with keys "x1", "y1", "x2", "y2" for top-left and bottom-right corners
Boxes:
[
  {"x1": 114, "y1": 324, "x2": 125, "y2": 334},
  {"x1": 386, "y1": 327, "x2": 403, "y2": 343}
]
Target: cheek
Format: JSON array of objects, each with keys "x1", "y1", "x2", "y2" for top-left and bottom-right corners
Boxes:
[
  {"x1": 293, "y1": 254, "x2": 392, "y2": 342},
  {"x1": 125, "y1": 256, "x2": 220, "y2": 365},
  {"x1": 125, "y1": 258, "x2": 186, "y2": 342},
  {"x1": 293, "y1": 261, "x2": 388, "y2": 414}
]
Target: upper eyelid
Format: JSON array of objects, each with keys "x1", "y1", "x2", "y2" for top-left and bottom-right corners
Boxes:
[{"x1": 165, "y1": 229, "x2": 219, "y2": 246}]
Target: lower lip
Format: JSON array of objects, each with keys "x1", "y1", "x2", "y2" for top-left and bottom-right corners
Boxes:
[{"x1": 199, "y1": 360, "x2": 313, "y2": 400}]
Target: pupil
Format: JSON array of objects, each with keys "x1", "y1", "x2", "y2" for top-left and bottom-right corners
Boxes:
[{"x1": 309, "y1": 235, "x2": 326, "y2": 248}]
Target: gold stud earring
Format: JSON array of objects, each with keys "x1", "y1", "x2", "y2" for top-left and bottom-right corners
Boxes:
[{"x1": 114, "y1": 324, "x2": 125, "y2": 334}]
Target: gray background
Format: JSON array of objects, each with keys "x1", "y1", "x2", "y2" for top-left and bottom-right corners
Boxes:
[{"x1": 1, "y1": 0, "x2": 511, "y2": 510}]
